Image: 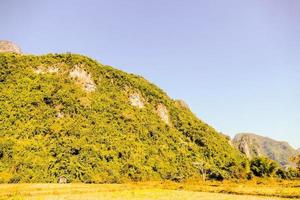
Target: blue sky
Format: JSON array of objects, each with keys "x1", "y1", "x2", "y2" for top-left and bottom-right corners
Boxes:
[{"x1": 1, "y1": 0, "x2": 299, "y2": 148}]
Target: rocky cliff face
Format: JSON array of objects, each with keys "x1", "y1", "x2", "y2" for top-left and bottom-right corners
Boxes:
[
  {"x1": 0, "y1": 40, "x2": 22, "y2": 54},
  {"x1": 232, "y1": 133, "x2": 298, "y2": 167}
]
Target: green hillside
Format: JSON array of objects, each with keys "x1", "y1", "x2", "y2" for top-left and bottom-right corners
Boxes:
[{"x1": 0, "y1": 53, "x2": 247, "y2": 183}]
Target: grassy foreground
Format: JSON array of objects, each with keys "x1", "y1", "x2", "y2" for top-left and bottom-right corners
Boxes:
[{"x1": 0, "y1": 179, "x2": 299, "y2": 200}]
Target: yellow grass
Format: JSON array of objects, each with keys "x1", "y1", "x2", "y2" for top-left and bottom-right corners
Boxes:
[
  {"x1": 0, "y1": 179, "x2": 299, "y2": 200},
  {"x1": 167, "y1": 178, "x2": 300, "y2": 198}
]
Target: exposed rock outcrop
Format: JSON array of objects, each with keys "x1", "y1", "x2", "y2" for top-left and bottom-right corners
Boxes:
[
  {"x1": 0, "y1": 40, "x2": 22, "y2": 54},
  {"x1": 69, "y1": 65, "x2": 96, "y2": 92},
  {"x1": 34, "y1": 66, "x2": 60, "y2": 74},
  {"x1": 34, "y1": 64, "x2": 96, "y2": 92},
  {"x1": 156, "y1": 103, "x2": 170, "y2": 125},
  {"x1": 129, "y1": 93, "x2": 144, "y2": 108}
]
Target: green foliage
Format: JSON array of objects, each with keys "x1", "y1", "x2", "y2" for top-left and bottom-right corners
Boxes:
[
  {"x1": 0, "y1": 53, "x2": 247, "y2": 183},
  {"x1": 286, "y1": 167, "x2": 300, "y2": 178},
  {"x1": 250, "y1": 157, "x2": 291, "y2": 179},
  {"x1": 289, "y1": 155, "x2": 300, "y2": 178},
  {"x1": 250, "y1": 157, "x2": 278, "y2": 177},
  {"x1": 290, "y1": 155, "x2": 300, "y2": 171},
  {"x1": 275, "y1": 168, "x2": 290, "y2": 179}
]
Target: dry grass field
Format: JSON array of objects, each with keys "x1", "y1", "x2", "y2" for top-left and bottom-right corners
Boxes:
[{"x1": 0, "y1": 179, "x2": 299, "y2": 200}]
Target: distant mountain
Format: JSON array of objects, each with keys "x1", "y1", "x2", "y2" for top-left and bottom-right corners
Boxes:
[
  {"x1": 232, "y1": 133, "x2": 298, "y2": 167},
  {"x1": 0, "y1": 40, "x2": 22, "y2": 54}
]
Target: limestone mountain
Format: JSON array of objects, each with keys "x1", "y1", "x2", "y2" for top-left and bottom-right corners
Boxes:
[
  {"x1": 0, "y1": 51, "x2": 247, "y2": 183},
  {"x1": 232, "y1": 133, "x2": 298, "y2": 167},
  {"x1": 0, "y1": 40, "x2": 22, "y2": 54}
]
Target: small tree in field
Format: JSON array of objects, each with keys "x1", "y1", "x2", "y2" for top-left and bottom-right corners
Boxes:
[
  {"x1": 250, "y1": 157, "x2": 279, "y2": 177},
  {"x1": 290, "y1": 155, "x2": 300, "y2": 177},
  {"x1": 193, "y1": 161, "x2": 209, "y2": 181}
]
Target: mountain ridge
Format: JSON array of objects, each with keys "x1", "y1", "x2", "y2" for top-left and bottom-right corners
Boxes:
[{"x1": 232, "y1": 133, "x2": 298, "y2": 167}]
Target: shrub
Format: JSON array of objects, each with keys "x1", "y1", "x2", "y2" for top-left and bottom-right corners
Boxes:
[{"x1": 250, "y1": 157, "x2": 279, "y2": 177}]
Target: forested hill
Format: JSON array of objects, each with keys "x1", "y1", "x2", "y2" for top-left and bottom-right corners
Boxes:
[{"x1": 0, "y1": 51, "x2": 247, "y2": 183}]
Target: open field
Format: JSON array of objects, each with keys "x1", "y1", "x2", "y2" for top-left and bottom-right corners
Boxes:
[{"x1": 0, "y1": 180, "x2": 299, "y2": 200}]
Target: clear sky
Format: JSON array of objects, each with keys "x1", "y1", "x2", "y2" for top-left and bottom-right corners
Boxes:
[{"x1": 1, "y1": 0, "x2": 299, "y2": 148}]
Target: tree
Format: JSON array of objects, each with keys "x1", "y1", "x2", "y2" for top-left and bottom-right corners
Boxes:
[
  {"x1": 193, "y1": 161, "x2": 209, "y2": 181},
  {"x1": 290, "y1": 155, "x2": 300, "y2": 171},
  {"x1": 250, "y1": 157, "x2": 279, "y2": 177}
]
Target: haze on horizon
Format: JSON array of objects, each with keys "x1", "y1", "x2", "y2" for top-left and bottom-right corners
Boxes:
[{"x1": 0, "y1": 0, "x2": 299, "y2": 148}]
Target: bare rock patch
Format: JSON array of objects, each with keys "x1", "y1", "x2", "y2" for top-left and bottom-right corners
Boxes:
[
  {"x1": 69, "y1": 65, "x2": 96, "y2": 92},
  {"x1": 0, "y1": 40, "x2": 22, "y2": 54},
  {"x1": 129, "y1": 93, "x2": 144, "y2": 108},
  {"x1": 34, "y1": 66, "x2": 60, "y2": 74},
  {"x1": 157, "y1": 103, "x2": 170, "y2": 125}
]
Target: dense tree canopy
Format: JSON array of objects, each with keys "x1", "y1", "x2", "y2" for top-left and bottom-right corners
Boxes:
[{"x1": 0, "y1": 53, "x2": 247, "y2": 183}]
